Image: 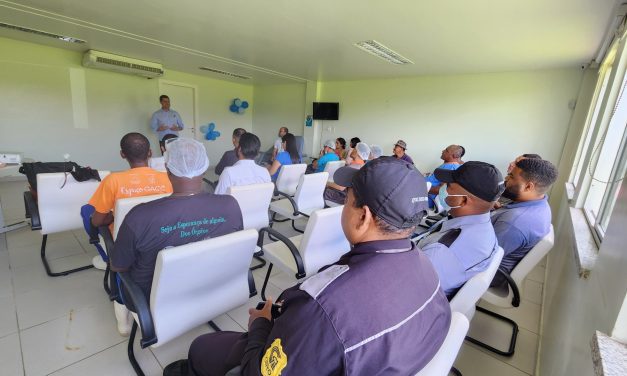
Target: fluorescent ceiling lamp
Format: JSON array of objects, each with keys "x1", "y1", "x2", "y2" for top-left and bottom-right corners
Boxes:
[
  {"x1": 0, "y1": 22, "x2": 86, "y2": 43},
  {"x1": 199, "y1": 67, "x2": 251, "y2": 79},
  {"x1": 354, "y1": 40, "x2": 413, "y2": 65}
]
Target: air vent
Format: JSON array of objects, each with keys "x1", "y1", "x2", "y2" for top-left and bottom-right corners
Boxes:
[
  {"x1": 0, "y1": 22, "x2": 85, "y2": 43},
  {"x1": 354, "y1": 40, "x2": 413, "y2": 65},
  {"x1": 95, "y1": 56, "x2": 163, "y2": 74},
  {"x1": 199, "y1": 67, "x2": 251, "y2": 80}
]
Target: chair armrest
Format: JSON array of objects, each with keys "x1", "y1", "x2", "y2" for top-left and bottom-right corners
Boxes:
[
  {"x1": 248, "y1": 270, "x2": 257, "y2": 298},
  {"x1": 258, "y1": 227, "x2": 305, "y2": 279},
  {"x1": 495, "y1": 268, "x2": 521, "y2": 307},
  {"x1": 98, "y1": 226, "x2": 118, "y2": 301},
  {"x1": 117, "y1": 272, "x2": 158, "y2": 348},
  {"x1": 274, "y1": 190, "x2": 299, "y2": 216},
  {"x1": 202, "y1": 178, "x2": 217, "y2": 190},
  {"x1": 23, "y1": 191, "x2": 41, "y2": 230}
]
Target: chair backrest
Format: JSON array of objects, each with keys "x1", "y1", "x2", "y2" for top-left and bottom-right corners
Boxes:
[
  {"x1": 227, "y1": 182, "x2": 275, "y2": 231},
  {"x1": 275, "y1": 163, "x2": 307, "y2": 196},
  {"x1": 113, "y1": 194, "x2": 170, "y2": 239},
  {"x1": 298, "y1": 206, "x2": 350, "y2": 275},
  {"x1": 150, "y1": 229, "x2": 258, "y2": 347},
  {"x1": 426, "y1": 181, "x2": 432, "y2": 192},
  {"x1": 294, "y1": 172, "x2": 328, "y2": 215},
  {"x1": 450, "y1": 247, "x2": 504, "y2": 320},
  {"x1": 37, "y1": 171, "x2": 110, "y2": 234},
  {"x1": 324, "y1": 160, "x2": 346, "y2": 183},
  {"x1": 294, "y1": 135, "x2": 305, "y2": 158},
  {"x1": 510, "y1": 224, "x2": 554, "y2": 288},
  {"x1": 415, "y1": 312, "x2": 469, "y2": 376}
]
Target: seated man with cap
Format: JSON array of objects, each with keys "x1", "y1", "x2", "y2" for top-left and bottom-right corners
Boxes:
[
  {"x1": 109, "y1": 138, "x2": 243, "y2": 336},
  {"x1": 426, "y1": 144, "x2": 465, "y2": 209},
  {"x1": 311, "y1": 139, "x2": 340, "y2": 173},
  {"x1": 214, "y1": 132, "x2": 270, "y2": 195},
  {"x1": 418, "y1": 161, "x2": 503, "y2": 298},
  {"x1": 323, "y1": 142, "x2": 370, "y2": 205},
  {"x1": 393, "y1": 139, "x2": 414, "y2": 164},
  {"x1": 165, "y1": 157, "x2": 451, "y2": 376},
  {"x1": 491, "y1": 158, "x2": 557, "y2": 288}
]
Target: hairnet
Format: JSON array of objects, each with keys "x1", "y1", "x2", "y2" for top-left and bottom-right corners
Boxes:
[
  {"x1": 355, "y1": 142, "x2": 371, "y2": 160},
  {"x1": 370, "y1": 145, "x2": 383, "y2": 159},
  {"x1": 164, "y1": 138, "x2": 210, "y2": 178},
  {"x1": 324, "y1": 139, "x2": 336, "y2": 149}
]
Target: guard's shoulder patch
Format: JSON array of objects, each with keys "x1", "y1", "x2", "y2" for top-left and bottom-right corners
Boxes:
[
  {"x1": 261, "y1": 338, "x2": 288, "y2": 376},
  {"x1": 437, "y1": 228, "x2": 462, "y2": 247},
  {"x1": 300, "y1": 264, "x2": 349, "y2": 300}
]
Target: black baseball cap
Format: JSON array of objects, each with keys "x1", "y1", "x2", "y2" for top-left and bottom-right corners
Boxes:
[
  {"x1": 434, "y1": 161, "x2": 504, "y2": 202},
  {"x1": 333, "y1": 156, "x2": 429, "y2": 228}
]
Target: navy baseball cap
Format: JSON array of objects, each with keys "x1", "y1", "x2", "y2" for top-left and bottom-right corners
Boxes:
[
  {"x1": 434, "y1": 161, "x2": 504, "y2": 202},
  {"x1": 333, "y1": 156, "x2": 429, "y2": 228}
]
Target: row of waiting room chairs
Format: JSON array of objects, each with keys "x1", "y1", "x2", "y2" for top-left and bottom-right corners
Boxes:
[{"x1": 21, "y1": 166, "x2": 555, "y2": 375}]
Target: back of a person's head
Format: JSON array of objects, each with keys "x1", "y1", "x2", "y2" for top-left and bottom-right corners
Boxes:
[
  {"x1": 522, "y1": 153, "x2": 542, "y2": 160},
  {"x1": 516, "y1": 158, "x2": 558, "y2": 193},
  {"x1": 164, "y1": 138, "x2": 209, "y2": 178},
  {"x1": 161, "y1": 134, "x2": 178, "y2": 151},
  {"x1": 238, "y1": 133, "x2": 261, "y2": 159},
  {"x1": 448, "y1": 145, "x2": 465, "y2": 159},
  {"x1": 370, "y1": 145, "x2": 383, "y2": 159},
  {"x1": 282, "y1": 133, "x2": 300, "y2": 163},
  {"x1": 232, "y1": 128, "x2": 247, "y2": 140},
  {"x1": 355, "y1": 142, "x2": 371, "y2": 161},
  {"x1": 350, "y1": 137, "x2": 361, "y2": 148},
  {"x1": 120, "y1": 132, "x2": 150, "y2": 163}
]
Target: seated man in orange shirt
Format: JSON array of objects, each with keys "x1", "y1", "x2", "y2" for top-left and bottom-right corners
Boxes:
[{"x1": 86, "y1": 132, "x2": 172, "y2": 271}]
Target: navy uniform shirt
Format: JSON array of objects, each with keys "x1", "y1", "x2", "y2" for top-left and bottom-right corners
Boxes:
[
  {"x1": 419, "y1": 213, "x2": 498, "y2": 297},
  {"x1": 242, "y1": 239, "x2": 451, "y2": 376}
]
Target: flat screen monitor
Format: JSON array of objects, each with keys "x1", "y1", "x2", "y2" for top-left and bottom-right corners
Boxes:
[{"x1": 313, "y1": 102, "x2": 339, "y2": 120}]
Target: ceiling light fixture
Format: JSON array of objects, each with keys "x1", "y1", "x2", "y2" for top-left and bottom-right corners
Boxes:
[
  {"x1": 354, "y1": 40, "x2": 413, "y2": 65},
  {"x1": 0, "y1": 22, "x2": 86, "y2": 43},
  {"x1": 199, "y1": 67, "x2": 251, "y2": 80}
]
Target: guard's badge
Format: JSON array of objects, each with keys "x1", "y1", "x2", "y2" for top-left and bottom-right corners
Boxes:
[{"x1": 261, "y1": 338, "x2": 288, "y2": 376}]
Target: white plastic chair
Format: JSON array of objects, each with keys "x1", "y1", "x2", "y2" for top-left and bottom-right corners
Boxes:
[
  {"x1": 24, "y1": 171, "x2": 110, "y2": 276},
  {"x1": 467, "y1": 225, "x2": 554, "y2": 356},
  {"x1": 118, "y1": 229, "x2": 259, "y2": 375},
  {"x1": 323, "y1": 160, "x2": 345, "y2": 183},
  {"x1": 269, "y1": 172, "x2": 328, "y2": 233},
  {"x1": 274, "y1": 163, "x2": 307, "y2": 197},
  {"x1": 258, "y1": 205, "x2": 350, "y2": 300},
  {"x1": 415, "y1": 312, "x2": 469, "y2": 376},
  {"x1": 228, "y1": 182, "x2": 275, "y2": 270},
  {"x1": 112, "y1": 194, "x2": 170, "y2": 239}
]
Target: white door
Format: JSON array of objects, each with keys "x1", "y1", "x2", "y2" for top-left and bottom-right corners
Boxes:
[{"x1": 158, "y1": 81, "x2": 197, "y2": 139}]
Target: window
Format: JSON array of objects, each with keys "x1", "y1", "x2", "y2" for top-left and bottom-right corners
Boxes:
[{"x1": 569, "y1": 30, "x2": 627, "y2": 244}]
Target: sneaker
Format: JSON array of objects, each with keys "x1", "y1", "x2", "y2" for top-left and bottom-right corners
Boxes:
[
  {"x1": 163, "y1": 359, "x2": 190, "y2": 376},
  {"x1": 92, "y1": 255, "x2": 107, "y2": 270},
  {"x1": 113, "y1": 302, "x2": 132, "y2": 336}
]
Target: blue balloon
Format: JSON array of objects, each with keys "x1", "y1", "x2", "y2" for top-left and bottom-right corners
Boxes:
[
  {"x1": 199, "y1": 124, "x2": 208, "y2": 133},
  {"x1": 208, "y1": 122, "x2": 215, "y2": 130},
  {"x1": 229, "y1": 104, "x2": 238, "y2": 112},
  {"x1": 205, "y1": 132, "x2": 212, "y2": 140},
  {"x1": 241, "y1": 101, "x2": 249, "y2": 109},
  {"x1": 213, "y1": 131, "x2": 221, "y2": 138},
  {"x1": 233, "y1": 98, "x2": 242, "y2": 107},
  {"x1": 238, "y1": 107, "x2": 245, "y2": 114}
]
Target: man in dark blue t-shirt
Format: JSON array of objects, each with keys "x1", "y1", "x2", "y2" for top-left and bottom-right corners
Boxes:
[{"x1": 110, "y1": 138, "x2": 243, "y2": 334}]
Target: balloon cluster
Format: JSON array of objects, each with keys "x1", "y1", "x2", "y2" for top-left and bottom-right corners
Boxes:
[
  {"x1": 229, "y1": 98, "x2": 249, "y2": 114},
  {"x1": 200, "y1": 122, "x2": 221, "y2": 141}
]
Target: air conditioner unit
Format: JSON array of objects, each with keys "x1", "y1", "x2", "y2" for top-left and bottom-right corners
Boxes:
[{"x1": 82, "y1": 50, "x2": 164, "y2": 78}]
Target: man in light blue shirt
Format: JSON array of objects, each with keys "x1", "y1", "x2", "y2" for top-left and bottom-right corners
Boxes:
[
  {"x1": 150, "y1": 95, "x2": 184, "y2": 151},
  {"x1": 426, "y1": 145, "x2": 465, "y2": 208},
  {"x1": 490, "y1": 158, "x2": 557, "y2": 287},
  {"x1": 419, "y1": 161, "x2": 503, "y2": 297},
  {"x1": 313, "y1": 139, "x2": 340, "y2": 172}
]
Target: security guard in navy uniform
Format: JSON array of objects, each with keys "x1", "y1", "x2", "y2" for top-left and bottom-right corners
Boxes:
[
  {"x1": 164, "y1": 157, "x2": 451, "y2": 376},
  {"x1": 418, "y1": 161, "x2": 504, "y2": 298}
]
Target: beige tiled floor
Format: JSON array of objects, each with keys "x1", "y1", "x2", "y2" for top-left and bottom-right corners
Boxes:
[{"x1": 0, "y1": 179, "x2": 546, "y2": 375}]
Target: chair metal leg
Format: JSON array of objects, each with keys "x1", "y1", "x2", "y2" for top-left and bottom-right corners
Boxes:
[
  {"x1": 291, "y1": 220, "x2": 304, "y2": 233},
  {"x1": 465, "y1": 305, "x2": 519, "y2": 357},
  {"x1": 128, "y1": 321, "x2": 145, "y2": 376},
  {"x1": 450, "y1": 366, "x2": 462, "y2": 376},
  {"x1": 103, "y1": 264, "x2": 111, "y2": 295},
  {"x1": 40, "y1": 235, "x2": 94, "y2": 277},
  {"x1": 250, "y1": 252, "x2": 266, "y2": 271},
  {"x1": 208, "y1": 320, "x2": 221, "y2": 332},
  {"x1": 261, "y1": 263, "x2": 273, "y2": 301}
]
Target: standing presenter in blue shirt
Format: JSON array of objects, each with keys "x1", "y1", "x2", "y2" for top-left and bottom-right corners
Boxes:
[{"x1": 150, "y1": 95, "x2": 185, "y2": 153}]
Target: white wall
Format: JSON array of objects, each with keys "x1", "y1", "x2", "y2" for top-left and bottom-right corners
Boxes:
[
  {"x1": 317, "y1": 69, "x2": 583, "y2": 174},
  {"x1": 0, "y1": 37, "x2": 253, "y2": 171},
  {"x1": 251, "y1": 83, "x2": 306, "y2": 151}
]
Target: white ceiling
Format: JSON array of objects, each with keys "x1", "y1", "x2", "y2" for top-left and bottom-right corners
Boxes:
[{"x1": 0, "y1": 0, "x2": 620, "y2": 84}]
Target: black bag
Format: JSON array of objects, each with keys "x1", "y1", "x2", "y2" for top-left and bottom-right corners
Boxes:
[{"x1": 19, "y1": 161, "x2": 101, "y2": 191}]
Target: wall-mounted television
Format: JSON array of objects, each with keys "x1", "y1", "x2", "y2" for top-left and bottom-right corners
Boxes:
[{"x1": 313, "y1": 102, "x2": 339, "y2": 120}]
